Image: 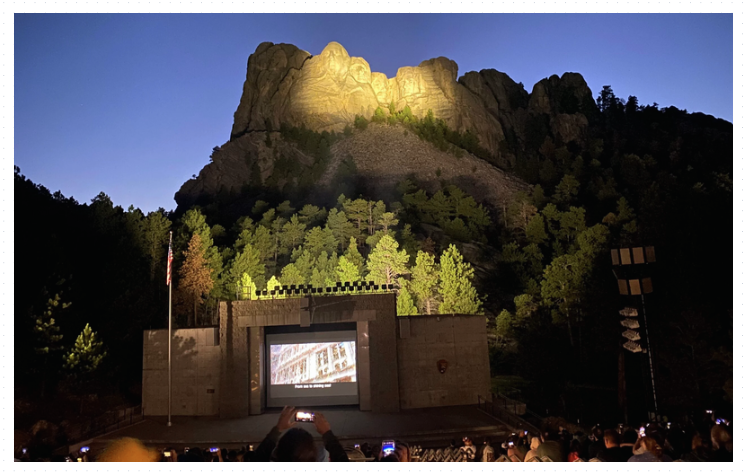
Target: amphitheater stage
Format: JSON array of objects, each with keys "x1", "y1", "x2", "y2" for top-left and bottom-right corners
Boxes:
[{"x1": 93, "y1": 405, "x2": 511, "y2": 450}]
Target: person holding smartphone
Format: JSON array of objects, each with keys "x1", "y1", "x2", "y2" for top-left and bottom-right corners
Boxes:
[{"x1": 254, "y1": 406, "x2": 348, "y2": 462}]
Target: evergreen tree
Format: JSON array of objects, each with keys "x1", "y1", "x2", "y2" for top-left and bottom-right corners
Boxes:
[
  {"x1": 270, "y1": 217, "x2": 287, "y2": 263},
  {"x1": 343, "y1": 198, "x2": 369, "y2": 242},
  {"x1": 344, "y1": 237, "x2": 365, "y2": 275},
  {"x1": 399, "y1": 224, "x2": 420, "y2": 265},
  {"x1": 236, "y1": 273, "x2": 257, "y2": 300},
  {"x1": 438, "y1": 244, "x2": 482, "y2": 314},
  {"x1": 227, "y1": 242, "x2": 265, "y2": 293},
  {"x1": 32, "y1": 293, "x2": 68, "y2": 397},
  {"x1": 279, "y1": 263, "x2": 306, "y2": 287},
  {"x1": 179, "y1": 234, "x2": 215, "y2": 326},
  {"x1": 410, "y1": 251, "x2": 440, "y2": 314},
  {"x1": 176, "y1": 209, "x2": 223, "y2": 300},
  {"x1": 280, "y1": 214, "x2": 306, "y2": 255},
  {"x1": 335, "y1": 255, "x2": 361, "y2": 284},
  {"x1": 299, "y1": 204, "x2": 326, "y2": 227},
  {"x1": 327, "y1": 208, "x2": 357, "y2": 251},
  {"x1": 304, "y1": 226, "x2": 338, "y2": 258},
  {"x1": 377, "y1": 212, "x2": 399, "y2": 232},
  {"x1": 366, "y1": 234, "x2": 410, "y2": 285},
  {"x1": 266, "y1": 275, "x2": 281, "y2": 292},
  {"x1": 553, "y1": 174, "x2": 581, "y2": 207},
  {"x1": 251, "y1": 225, "x2": 276, "y2": 265},
  {"x1": 396, "y1": 285, "x2": 418, "y2": 316},
  {"x1": 62, "y1": 323, "x2": 106, "y2": 379},
  {"x1": 141, "y1": 210, "x2": 171, "y2": 282},
  {"x1": 371, "y1": 106, "x2": 387, "y2": 124},
  {"x1": 365, "y1": 229, "x2": 396, "y2": 249},
  {"x1": 62, "y1": 323, "x2": 107, "y2": 413}
]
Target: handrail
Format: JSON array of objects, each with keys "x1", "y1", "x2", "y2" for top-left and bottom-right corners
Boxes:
[
  {"x1": 67, "y1": 405, "x2": 144, "y2": 445},
  {"x1": 477, "y1": 395, "x2": 540, "y2": 434}
]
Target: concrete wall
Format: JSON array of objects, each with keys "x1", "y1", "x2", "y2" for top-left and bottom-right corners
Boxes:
[
  {"x1": 142, "y1": 327, "x2": 220, "y2": 416},
  {"x1": 396, "y1": 314, "x2": 491, "y2": 409},
  {"x1": 218, "y1": 293, "x2": 399, "y2": 415},
  {"x1": 144, "y1": 296, "x2": 491, "y2": 417}
]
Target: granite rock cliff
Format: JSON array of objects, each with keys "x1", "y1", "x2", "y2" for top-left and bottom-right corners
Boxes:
[{"x1": 177, "y1": 41, "x2": 598, "y2": 212}]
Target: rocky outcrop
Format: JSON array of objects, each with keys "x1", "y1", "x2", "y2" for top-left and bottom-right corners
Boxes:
[
  {"x1": 178, "y1": 41, "x2": 599, "y2": 211},
  {"x1": 230, "y1": 42, "x2": 516, "y2": 158}
]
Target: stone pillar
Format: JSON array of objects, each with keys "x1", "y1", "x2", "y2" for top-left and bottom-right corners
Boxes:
[
  {"x1": 219, "y1": 302, "x2": 249, "y2": 418},
  {"x1": 249, "y1": 326, "x2": 265, "y2": 415},
  {"x1": 357, "y1": 321, "x2": 371, "y2": 411}
]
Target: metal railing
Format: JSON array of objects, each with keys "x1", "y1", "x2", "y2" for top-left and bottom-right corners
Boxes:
[
  {"x1": 67, "y1": 405, "x2": 144, "y2": 444},
  {"x1": 478, "y1": 394, "x2": 543, "y2": 434}
]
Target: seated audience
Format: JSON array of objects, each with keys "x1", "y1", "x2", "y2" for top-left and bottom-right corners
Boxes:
[
  {"x1": 627, "y1": 435, "x2": 672, "y2": 462},
  {"x1": 523, "y1": 436, "x2": 541, "y2": 462},
  {"x1": 596, "y1": 429, "x2": 629, "y2": 462},
  {"x1": 709, "y1": 425, "x2": 732, "y2": 462}
]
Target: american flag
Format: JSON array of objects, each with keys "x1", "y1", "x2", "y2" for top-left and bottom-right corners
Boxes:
[{"x1": 166, "y1": 231, "x2": 173, "y2": 286}]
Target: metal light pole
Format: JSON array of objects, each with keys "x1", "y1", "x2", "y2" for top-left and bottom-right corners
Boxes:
[
  {"x1": 640, "y1": 294, "x2": 658, "y2": 416},
  {"x1": 167, "y1": 231, "x2": 173, "y2": 427}
]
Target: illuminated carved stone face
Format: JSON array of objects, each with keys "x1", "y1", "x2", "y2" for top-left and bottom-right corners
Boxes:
[{"x1": 437, "y1": 359, "x2": 449, "y2": 374}]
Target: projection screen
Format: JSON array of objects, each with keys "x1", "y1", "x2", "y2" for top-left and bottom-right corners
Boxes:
[{"x1": 266, "y1": 330, "x2": 359, "y2": 407}]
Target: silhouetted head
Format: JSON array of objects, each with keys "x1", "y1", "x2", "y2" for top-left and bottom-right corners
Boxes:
[
  {"x1": 274, "y1": 428, "x2": 317, "y2": 462},
  {"x1": 711, "y1": 425, "x2": 731, "y2": 450},
  {"x1": 603, "y1": 429, "x2": 620, "y2": 449}
]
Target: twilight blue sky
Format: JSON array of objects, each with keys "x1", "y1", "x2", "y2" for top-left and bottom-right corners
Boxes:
[{"x1": 14, "y1": 14, "x2": 733, "y2": 212}]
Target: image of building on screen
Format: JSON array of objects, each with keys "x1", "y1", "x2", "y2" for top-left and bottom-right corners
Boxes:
[{"x1": 270, "y1": 341, "x2": 357, "y2": 385}]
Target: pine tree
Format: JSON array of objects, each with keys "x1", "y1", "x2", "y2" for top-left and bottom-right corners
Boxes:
[
  {"x1": 32, "y1": 293, "x2": 68, "y2": 397},
  {"x1": 236, "y1": 273, "x2": 257, "y2": 300},
  {"x1": 279, "y1": 263, "x2": 306, "y2": 287},
  {"x1": 343, "y1": 198, "x2": 369, "y2": 242},
  {"x1": 553, "y1": 174, "x2": 581, "y2": 207},
  {"x1": 62, "y1": 323, "x2": 107, "y2": 413},
  {"x1": 176, "y1": 209, "x2": 223, "y2": 301},
  {"x1": 141, "y1": 210, "x2": 172, "y2": 282},
  {"x1": 266, "y1": 275, "x2": 281, "y2": 292},
  {"x1": 179, "y1": 233, "x2": 215, "y2": 326},
  {"x1": 280, "y1": 214, "x2": 306, "y2": 255},
  {"x1": 344, "y1": 237, "x2": 365, "y2": 275},
  {"x1": 251, "y1": 225, "x2": 276, "y2": 265},
  {"x1": 438, "y1": 244, "x2": 482, "y2": 314},
  {"x1": 366, "y1": 235, "x2": 410, "y2": 285},
  {"x1": 62, "y1": 323, "x2": 106, "y2": 378},
  {"x1": 372, "y1": 106, "x2": 387, "y2": 124},
  {"x1": 377, "y1": 212, "x2": 399, "y2": 232},
  {"x1": 304, "y1": 226, "x2": 338, "y2": 258},
  {"x1": 410, "y1": 251, "x2": 440, "y2": 314},
  {"x1": 227, "y1": 242, "x2": 265, "y2": 294},
  {"x1": 396, "y1": 286, "x2": 418, "y2": 316},
  {"x1": 326, "y1": 208, "x2": 357, "y2": 251},
  {"x1": 299, "y1": 204, "x2": 325, "y2": 227},
  {"x1": 335, "y1": 255, "x2": 361, "y2": 285}
]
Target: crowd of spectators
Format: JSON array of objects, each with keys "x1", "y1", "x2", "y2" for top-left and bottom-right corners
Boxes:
[{"x1": 15, "y1": 407, "x2": 732, "y2": 462}]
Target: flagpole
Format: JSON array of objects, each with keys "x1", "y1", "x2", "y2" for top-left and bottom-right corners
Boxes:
[{"x1": 167, "y1": 231, "x2": 173, "y2": 428}]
